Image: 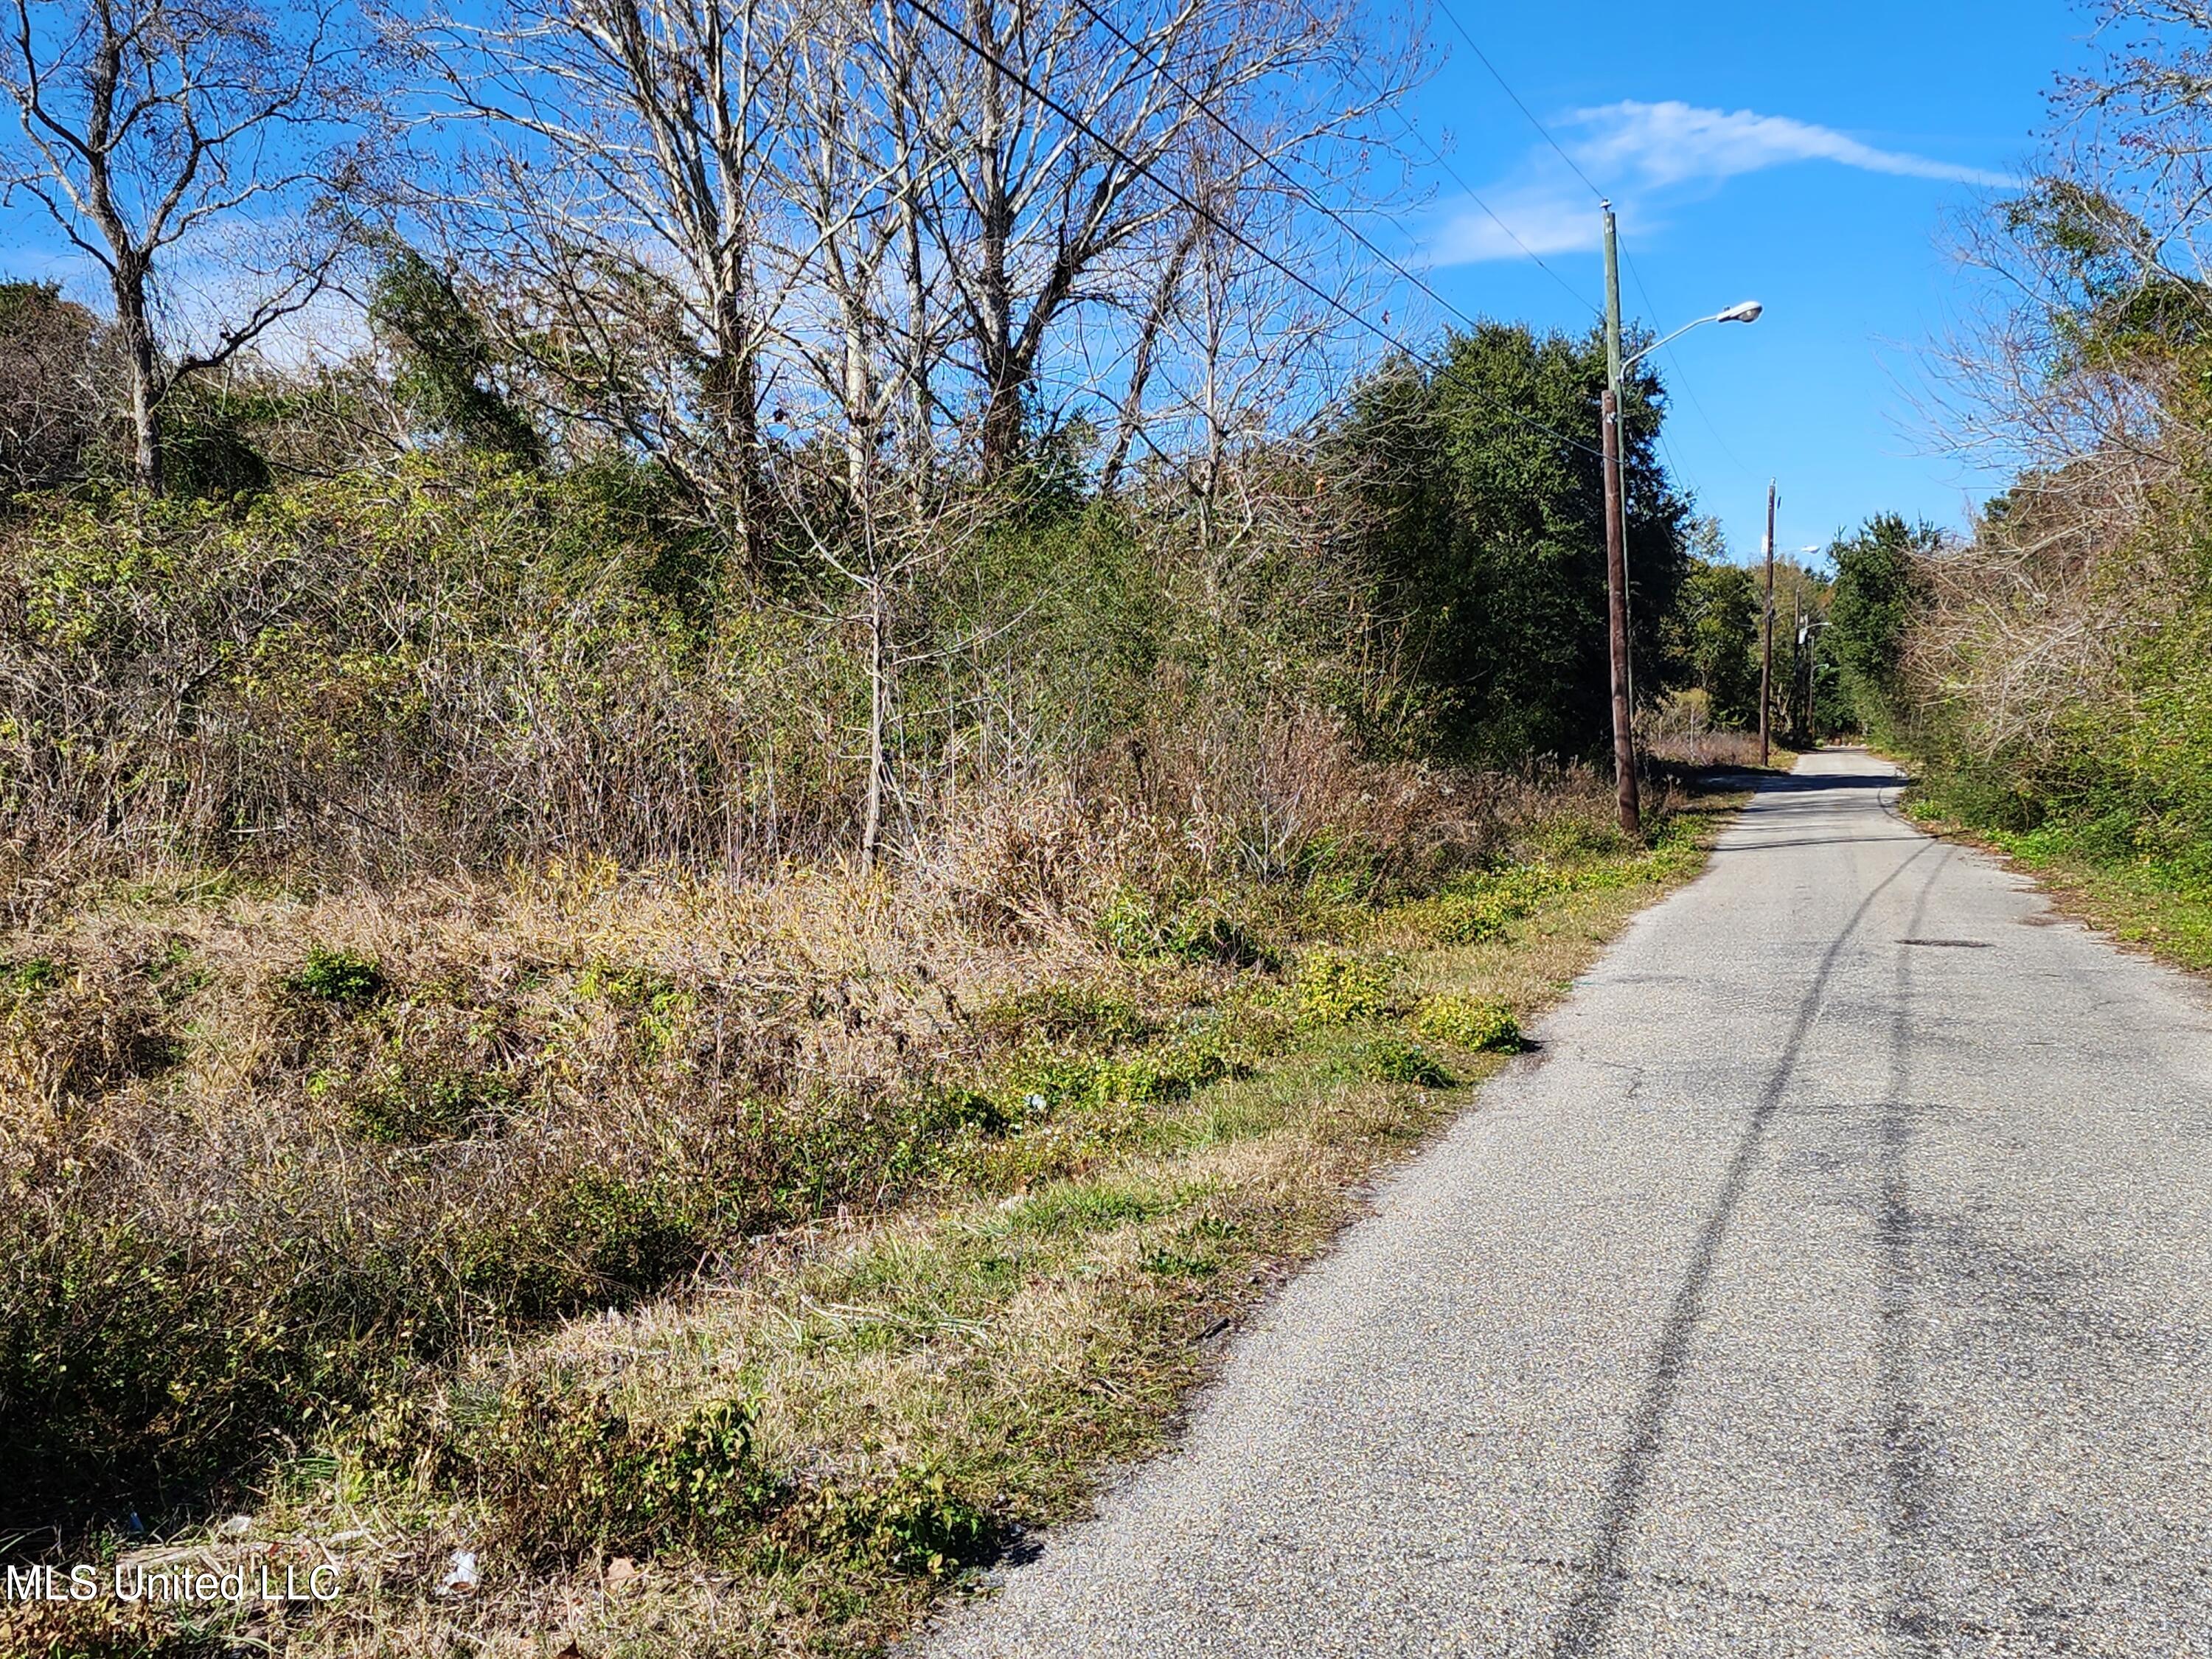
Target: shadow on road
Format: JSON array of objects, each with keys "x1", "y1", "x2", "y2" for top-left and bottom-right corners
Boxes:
[
  {"x1": 1711, "y1": 836, "x2": 1926, "y2": 853},
  {"x1": 1705, "y1": 769, "x2": 1911, "y2": 795},
  {"x1": 1877, "y1": 854, "x2": 1947, "y2": 1658}
]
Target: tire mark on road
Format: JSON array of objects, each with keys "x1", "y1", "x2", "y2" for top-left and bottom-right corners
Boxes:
[
  {"x1": 1550, "y1": 779, "x2": 1938, "y2": 1659},
  {"x1": 1879, "y1": 838, "x2": 1956, "y2": 1656}
]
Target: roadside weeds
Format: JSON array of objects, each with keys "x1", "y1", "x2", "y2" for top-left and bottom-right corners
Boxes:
[{"x1": 1, "y1": 785, "x2": 1744, "y2": 1659}]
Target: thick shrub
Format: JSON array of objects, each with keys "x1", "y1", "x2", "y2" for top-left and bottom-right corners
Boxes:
[
  {"x1": 462, "y1": 1379, "x2": 771, "y2": 1561},
  {"x1": 1413, "y1": 993, "x2": 1523, "y2": 1053},
  {"x1": 0, "y1": 462, "x2": 869, "y2": 877},
  {"x1": 1290, "y1": 947, "x2": 1397, "y2": 1025}
]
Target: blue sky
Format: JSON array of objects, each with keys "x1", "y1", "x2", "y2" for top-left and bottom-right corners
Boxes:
[{"x1": 1383, "y1": 0, "x2": 2093, "y2": 567}]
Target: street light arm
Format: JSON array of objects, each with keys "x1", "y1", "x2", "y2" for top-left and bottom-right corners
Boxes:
[
  {"x1": 1623, "y1": 316, "x2": 1715, "y2": 369},
  {"x1": 1620, "y1": 301, "x2": 1764, "y2": 371}
]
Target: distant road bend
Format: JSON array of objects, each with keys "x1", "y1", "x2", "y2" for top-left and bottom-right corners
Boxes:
[{"x1": 921, "y1": 749, "x2": 2212, "y2": 1658}]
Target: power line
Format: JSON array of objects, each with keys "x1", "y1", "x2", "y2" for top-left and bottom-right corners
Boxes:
[
  {"x1": 1063, "y1": 0, "x2": 1490, "y2": 335},
  {"x1": 1385, "y1": 6, "x2": 1599, "y2": 306},
  {"x1": 1433, "y1": 4, "x2": 1604, "y2": 201},
  {"x1": 1325, "y1": 37, "x2": 1599, "y2": 314},
  {"x1": 1066, "y1": 0, "x2": 1599, "y2": 327},
  {"x1": 1378, "y1": 106, "x2": 1599, "y2": 313},
  {"x1": 904, "y1": 0, "x2": 1601, "y2": 457},
  {"x1": 1433, "y1": 12, "x2": 1763, "y2": 526},
  {"x1": 1065, "y1": 0, "x2": 1595, "y2": 327}
]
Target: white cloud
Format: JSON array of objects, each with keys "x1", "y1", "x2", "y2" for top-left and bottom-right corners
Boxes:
[
  {"x1": 1571, "y1": 100, "x2": 2014, "y2": 191},
  {"x1": 1428, "y1": 179, "x2": 1604, "y2": 265},
  {"x1": 1426, "y1": 100, "x2": 2012, "y2": 269}
]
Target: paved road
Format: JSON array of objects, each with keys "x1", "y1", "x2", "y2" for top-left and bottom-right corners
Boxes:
[{"x1": 919, "y1": 751, "x2": 2212, "y2": 1658}]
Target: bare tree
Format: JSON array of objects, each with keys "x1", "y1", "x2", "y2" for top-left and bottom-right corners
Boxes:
[
  {"x1": 403, "y1": 0, "x2": 1410, "y2": 509},
  {"x1": 406, "y1": 0, "x2": 810, "y2": 559},
  {"x1": 1, "y1": 0, "x2": 365, "y2": 493},
  {"x1": 1098, "y1": 205, "x2": 1200, "y2": 493},
  {"x1": 775, "y1": 0, "x2": 924, "y2": 492},
  {"x1": 928, "y1": 0, "x2": 1394, "y2": 479}
]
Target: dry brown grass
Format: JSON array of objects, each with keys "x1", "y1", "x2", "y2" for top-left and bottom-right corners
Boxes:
[
  {"x1": 1637, "y1": 693, "x2": 1795, "y2": 772},
  {"x1": 0, "y1": 746, "x2": 1739, "y2": 1659}
]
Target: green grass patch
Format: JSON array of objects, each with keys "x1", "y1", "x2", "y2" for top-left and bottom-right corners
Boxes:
[
  {"x1": 997, "y1": 1179, "x2": 1163, "y2": 1238},
  {"x1": 285, "y1": 945, "x2": 386, "y2": 1008},
  {"x1": 1, "y1": 953, "x2": 64, "y2": 995},
  {"x1": 1359, "y1": 1035, "x2": 1455, "y2": 1088}
]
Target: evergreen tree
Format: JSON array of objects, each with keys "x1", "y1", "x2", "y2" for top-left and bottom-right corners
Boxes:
[
  {"x1": 1338, "y1": 321, "x2": 1691, "y2": 759},
  {"x1": 1828, "y1": 514, "x2": 1938, "y2": 731}
]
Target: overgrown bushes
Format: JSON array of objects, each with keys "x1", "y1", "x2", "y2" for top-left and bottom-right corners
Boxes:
[
  {"x1": 0, "y1": 462, "x2": 874, "y2": 884},
  {"x1": 458, "y1": 1382, "x2": 773, "y2": 1562},
  {"x1": 1880, "y1": 20, "x2": 2212, "y2": 871},
  {"x1": 0, "y1": 444, "x2": 1451, "y2": 900},
  {"x1": 0, "y1": 741, "x2": 1643, "y2": 1534},
  {"x1": 1882, "y1": 472, "x2": 2212, "y2": 874}
]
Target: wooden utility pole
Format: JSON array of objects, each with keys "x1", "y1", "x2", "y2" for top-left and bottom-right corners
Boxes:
[
  {"x1": 1600, "y1": 202, "x2": 1639, "y2": 835},
  {"x1": 1759, "y1": 479, "x2": 1777, "y2": 767},
  {"x1": 1601, "y1": 389, "x2": 1638, "y2": 835}
]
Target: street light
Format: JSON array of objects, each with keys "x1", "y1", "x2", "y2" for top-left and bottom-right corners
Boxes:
[
  {"x1": 1614, "y1": 298, "x2": 1765, "y2": 739},
  {"x1": 1599, "y1": 198, "x2": 1764, "y2": 834}
]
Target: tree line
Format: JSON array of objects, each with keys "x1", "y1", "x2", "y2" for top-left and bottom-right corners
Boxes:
[
  {"x1": 0, "y1": 0, "x2": 1837, "y2": 888},
  {"x1": 1816, "y1": 3, "x2": 2212, "y2": 880}
]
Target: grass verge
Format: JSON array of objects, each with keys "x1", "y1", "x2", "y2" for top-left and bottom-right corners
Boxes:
[
  {"x1": 0, "y1": 782, "x2": 1740, "y2": 1659},
  {"x1": 1899, "y1": 796, "x2": 2212, "y2": 973}
]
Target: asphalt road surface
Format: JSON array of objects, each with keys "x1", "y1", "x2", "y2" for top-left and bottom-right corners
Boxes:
[{"x1": 919, "y1": 750, "x2": 2212, "y2": 1658}]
